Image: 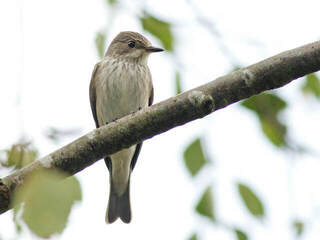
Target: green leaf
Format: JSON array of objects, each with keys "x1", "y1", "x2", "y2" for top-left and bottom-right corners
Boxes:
[
  {"x1": 140, "y1": 13, "x2": 174, "y2": 51},
  {"x1": 183, "y1": 138, "x2": 207, "y2": 176},
  {"x1": 234, "y1": 229, "x2": 248, "y2": 240},
  {"x1": 95, "y1": 32, "x2": 106, "y2": 59},
  {"x1": 241, "y1": 93, "x2": 288, "y2": 147},
  {"x1": 175, "y1": 71, "x2": 182, "y2": 94},
  {"x1": 260, "y1": 118, "x2": 287, "y2": 147},
  {"x1": 3, "y1": 144, "x2": 38, "y2": 169},
  {"x1": 13, "y1": 202, "x2": 23, "y2": 234},
  {"x1": 241, "y1": 93, "x2": 287, "y2": 116},
  {"x1": 6, "y1": 145, "x2": 22, "y2": 167},
  {"x1": 293, "y1": 220, "x2": 304, "y2": 237},
  {"x1": 188, "y1": 233, "x2": 198, "y2": 240},
  {"x1": 20, "y1": 149, "x2": 38, "y2": 168},
  {"x1": 302, "y1": 73, "x2": 320, "y2": 99},
  {"x1": 13, "y1": 170, "x2": 82, "y2": 238},
  {"x1": 195, "y1": 186, "x2": 215, "y2": 221},
  {"x1": 105, "y1": 0, "x2": 117, "y2": 5},
  {"x1": 237, "y1": 183, "x2": 264, "y2": 218}
]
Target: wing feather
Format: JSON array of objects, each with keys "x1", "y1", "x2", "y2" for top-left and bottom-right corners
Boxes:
[{"x1": 89, "y1": 63, "x2": 101, "y2": 128}]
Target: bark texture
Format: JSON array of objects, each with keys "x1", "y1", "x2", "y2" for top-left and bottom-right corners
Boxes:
[{"x1": 1, "y1": 40, "x2": 320, "y2": 214}]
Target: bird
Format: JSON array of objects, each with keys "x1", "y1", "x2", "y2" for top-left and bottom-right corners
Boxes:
[{"x1": 89, "y1": 31, "x2": 163, "y2": 223}]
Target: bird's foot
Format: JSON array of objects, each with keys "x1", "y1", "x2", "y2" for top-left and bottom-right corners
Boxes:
[
  {"x1": 105, "y1": 118, "x2": 119, "y2": 125},
  {"x1": 130, "y1": 107, "x2": 142, "y2": 115}
]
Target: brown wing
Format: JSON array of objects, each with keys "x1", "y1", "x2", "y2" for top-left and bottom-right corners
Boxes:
[
  {"x1": 89, "y1": 63, "x2": 100, "y2": 128},
  {"x1": 147, "y1": 67, "x2": 154, "y2": 106},
  {"x1": 149, "y1": 87, "x2": 154, "y2": 106},
  {"x1": 91, "y1": 63, "x2": 113, "y2": 170}
]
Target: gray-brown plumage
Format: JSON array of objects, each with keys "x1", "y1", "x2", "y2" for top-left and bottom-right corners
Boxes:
[{"x1": 89, "y1": 31, "x2": 163, "y2": 223}]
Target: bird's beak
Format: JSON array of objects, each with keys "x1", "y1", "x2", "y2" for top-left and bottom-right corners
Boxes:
[{"x1": 145, "y1": 46, "x2": 164, "y2": 53}]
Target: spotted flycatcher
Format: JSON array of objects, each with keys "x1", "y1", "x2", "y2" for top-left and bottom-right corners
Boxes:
[{"x1": 89, "y1": 31, "x2": 163, "y2": 223}]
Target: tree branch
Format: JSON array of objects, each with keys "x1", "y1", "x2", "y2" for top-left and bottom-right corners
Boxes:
[{"x1": 1, "y1": 40, "x2": 320, "y2": 214}]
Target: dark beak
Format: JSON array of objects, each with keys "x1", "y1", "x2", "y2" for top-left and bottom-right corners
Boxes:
[{"x1": 145, "y1": 46, "x2": 164, "y2": 52}]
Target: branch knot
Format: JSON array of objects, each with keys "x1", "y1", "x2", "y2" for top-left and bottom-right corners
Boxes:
[
  {"x1": 188, "y1": 90, "x2": 215, "y2": 114},
  {"x1": 242, "y1": 69, "x2": 256, "y2": 87}
]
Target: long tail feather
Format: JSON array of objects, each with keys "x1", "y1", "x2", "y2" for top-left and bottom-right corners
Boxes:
[{"x1": 105, "y1": 180, "x2": 131, "y2": 224}]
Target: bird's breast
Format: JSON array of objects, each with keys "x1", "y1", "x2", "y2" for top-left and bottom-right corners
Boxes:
[{"x1": 96, "y1": 59, "x2": 152, "y2": 125}]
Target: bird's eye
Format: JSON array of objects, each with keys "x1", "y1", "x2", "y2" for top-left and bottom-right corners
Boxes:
[{"x1": 128, "y1": 41, "x2": 136, "y2": 48}]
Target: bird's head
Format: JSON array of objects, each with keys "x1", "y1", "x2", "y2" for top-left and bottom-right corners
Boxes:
[{"x1": 105, "y1": 31, "x2": 164, "y2": 63}]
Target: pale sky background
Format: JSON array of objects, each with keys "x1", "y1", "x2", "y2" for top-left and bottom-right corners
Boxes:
[{"x1": 0, "y1": 0, "x2": 320, "y2": 239}]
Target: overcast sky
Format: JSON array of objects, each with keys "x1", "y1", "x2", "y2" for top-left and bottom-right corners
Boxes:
[{"x1": 0, "y1": 0, "x2": 320, "y2": 239}]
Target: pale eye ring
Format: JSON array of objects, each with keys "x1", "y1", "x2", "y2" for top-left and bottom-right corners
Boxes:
[{"x1": 128, "y1": 41, "x2": 136, "y2": 48}]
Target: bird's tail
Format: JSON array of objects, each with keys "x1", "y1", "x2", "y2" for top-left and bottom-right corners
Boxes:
[{"x1": 105, "y1": 179, "x2": 131, "y2": 224}]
